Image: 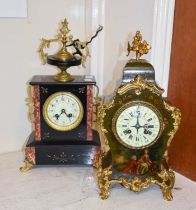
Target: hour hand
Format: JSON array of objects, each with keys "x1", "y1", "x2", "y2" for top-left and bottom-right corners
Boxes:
[
  {"x1": 123, "y1": 129, "x2": 132, "y2": 135},
  {"x1": 54, "y1": 114, "x2": 60, "y2": 120},
  {"x1": 67, "y1": 113, "x2": 72, "y2": 118}
]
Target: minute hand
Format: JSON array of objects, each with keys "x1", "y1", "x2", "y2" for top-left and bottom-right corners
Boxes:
[
  {"x1": 130, "y1": 114, "x2": 141, "y2": 134},
  {"x1": 61, "y1": 109, "x2": 73, "y2": 118},
  {"x1": 130, "y1": 124, "x2": 150, "y2": 128}
]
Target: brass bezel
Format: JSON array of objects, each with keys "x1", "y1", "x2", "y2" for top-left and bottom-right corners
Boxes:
[
  {"x1": 112, "y1": 101, "x2": 164, "y2": 150},
  {"x1": 43, "y1": 92, "x2": 84, "y2": 131}
]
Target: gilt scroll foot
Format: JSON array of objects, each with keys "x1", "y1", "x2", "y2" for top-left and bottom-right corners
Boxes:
[
  {"x1": 99, "y1": 187, "x2": 110, "y2": 200},
  {"x1": 157, "y1": 168, "x2": 175, "y2": 201},
  {"x1": 97, "y1": 166, "x2": 112, "y2": 200},
  {"x1": 161, "y1": 187, "x2": 173, "y2": 201},
  {"x1": 20, "y1": 159, "x2": 34, "y2": 172}
]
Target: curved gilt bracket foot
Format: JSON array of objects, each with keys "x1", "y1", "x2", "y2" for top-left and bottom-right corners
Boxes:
[
  {"x1": 162, "y1": 187, "x2": 173, "y2": 201},
  {"x1": 97, "y1": 166, "x2": 112, "y2": 199},
  {"x1": 20, "y1": 159, "x2": 34, "y2": 172},
  {"x1": 96, "y1": 152, "x2": 112, "y2": 199},
  {"x1": 156, "y1": 169, "x2": 175, "y2": 201}
]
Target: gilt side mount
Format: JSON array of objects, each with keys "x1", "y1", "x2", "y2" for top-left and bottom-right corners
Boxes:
[{"x1": 38, "y1": 18, "x2": 103, "y2": 82}]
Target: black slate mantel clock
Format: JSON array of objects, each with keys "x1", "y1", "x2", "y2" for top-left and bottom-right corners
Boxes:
[
  {"x1": 96, "y1": 31, "x2": 181, "y2": 201},
  {"x1": 20, "y1": 19, "x2": 102, "y2": 172}
]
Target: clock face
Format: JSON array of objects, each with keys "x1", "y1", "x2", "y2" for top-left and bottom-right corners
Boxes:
[
  {"x1": 112, "y1": 101, "x2": 163, "y2": 149},
  {"x1": 43, "y1": 92, "x2": 84, "y2": 131}
]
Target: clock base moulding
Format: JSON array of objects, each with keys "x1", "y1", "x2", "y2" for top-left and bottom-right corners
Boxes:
[{"x1": 20, "y1": 131, "x2": 100, "y2": 172}]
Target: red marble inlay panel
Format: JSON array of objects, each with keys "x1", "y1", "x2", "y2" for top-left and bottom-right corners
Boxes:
[
  {"x1": 25, "y1": 147, "x2": 36, "y2": 165},
  {"x1": 33, "y1": 85, "x2": 41, "y2": 141},
  {"x1": 87, "y1": 85, "x2": 93, "y2": 141}
]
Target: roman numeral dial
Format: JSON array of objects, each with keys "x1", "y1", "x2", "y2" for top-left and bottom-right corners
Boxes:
[{"x1": 113, "y1": 102, "x2": 163, "y2": 149}]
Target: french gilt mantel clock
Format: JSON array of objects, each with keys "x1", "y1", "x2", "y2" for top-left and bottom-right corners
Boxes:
[
  {"x1": 20, "y1": 19, "x2": 102, "y2": 172},
  {"x1": 96, "y1": 31, "x2": 181, "y2": 201}
]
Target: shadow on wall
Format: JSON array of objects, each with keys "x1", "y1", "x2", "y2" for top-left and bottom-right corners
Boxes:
[{"x1": 103, "y1": 32, "x2": 135, "y2": 97}]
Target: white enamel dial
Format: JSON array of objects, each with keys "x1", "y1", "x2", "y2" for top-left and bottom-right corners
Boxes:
[
  {"x1": 43, "y1": 92, "x2": 83, "y2": 131},
  {"x1": 113, "y1": 102, "x2": 163, "y2": 149}
]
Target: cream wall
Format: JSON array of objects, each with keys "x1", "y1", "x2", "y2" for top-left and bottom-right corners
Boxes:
[
  {"x1": 0, "y1": 0, "x2": 89, "y2": 154},
  {"x1": 102, "y1": 0, "x2": 155, "y2": 95},
  {"x1": 0, "y1": 0, "x2": 156, "y2": 154}
]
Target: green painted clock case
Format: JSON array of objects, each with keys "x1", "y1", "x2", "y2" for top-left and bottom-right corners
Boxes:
[{"x1": 96, "y1": 75, "x2": 181, "y2": 201}]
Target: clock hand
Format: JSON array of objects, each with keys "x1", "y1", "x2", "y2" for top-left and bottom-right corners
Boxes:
[
  {"x1": 55, "y1": 109, "x2": 66, "y2": 118},
  {"x1": 136, "y1": 110, "x2": 140, "y2": 124},
  {"x1": 123, "y1": 129, "x2": 132, "y2": 135},
  {"x1": 54, "y1": 114, "x2": 60, "y2": 120},
  {"x1": 61, "y1": 109, "x2": 73, "y2": 118},
  {"x1": 134, "y1": 110, "x2": 141, "y2": 134},
  {"x1": 128, "y1": 111, "x2": 149, "y2": 134},
  {"x1": 54, "y1": 111, "x2": 64, "y2": 120},
  {"x1": 67, "y1": 113, "x2": 73, "y2": 122},
  {"x1": 61, "y1": 109, "x2": 67, "y2": 115},
  {"x1": 135, "y1": 123, "x2": 153, "y2": 129},
  {"x1": 67, "y1": 113, "x2": 72, "y2": 118}
]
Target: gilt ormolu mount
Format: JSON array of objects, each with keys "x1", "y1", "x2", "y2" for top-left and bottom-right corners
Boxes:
[
  {"x1": 123, "y1": 31, "x2": 154, "y2": 84},
  {"x1": 38, "y1": 19, "x2": 102, "y2": 82}
]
